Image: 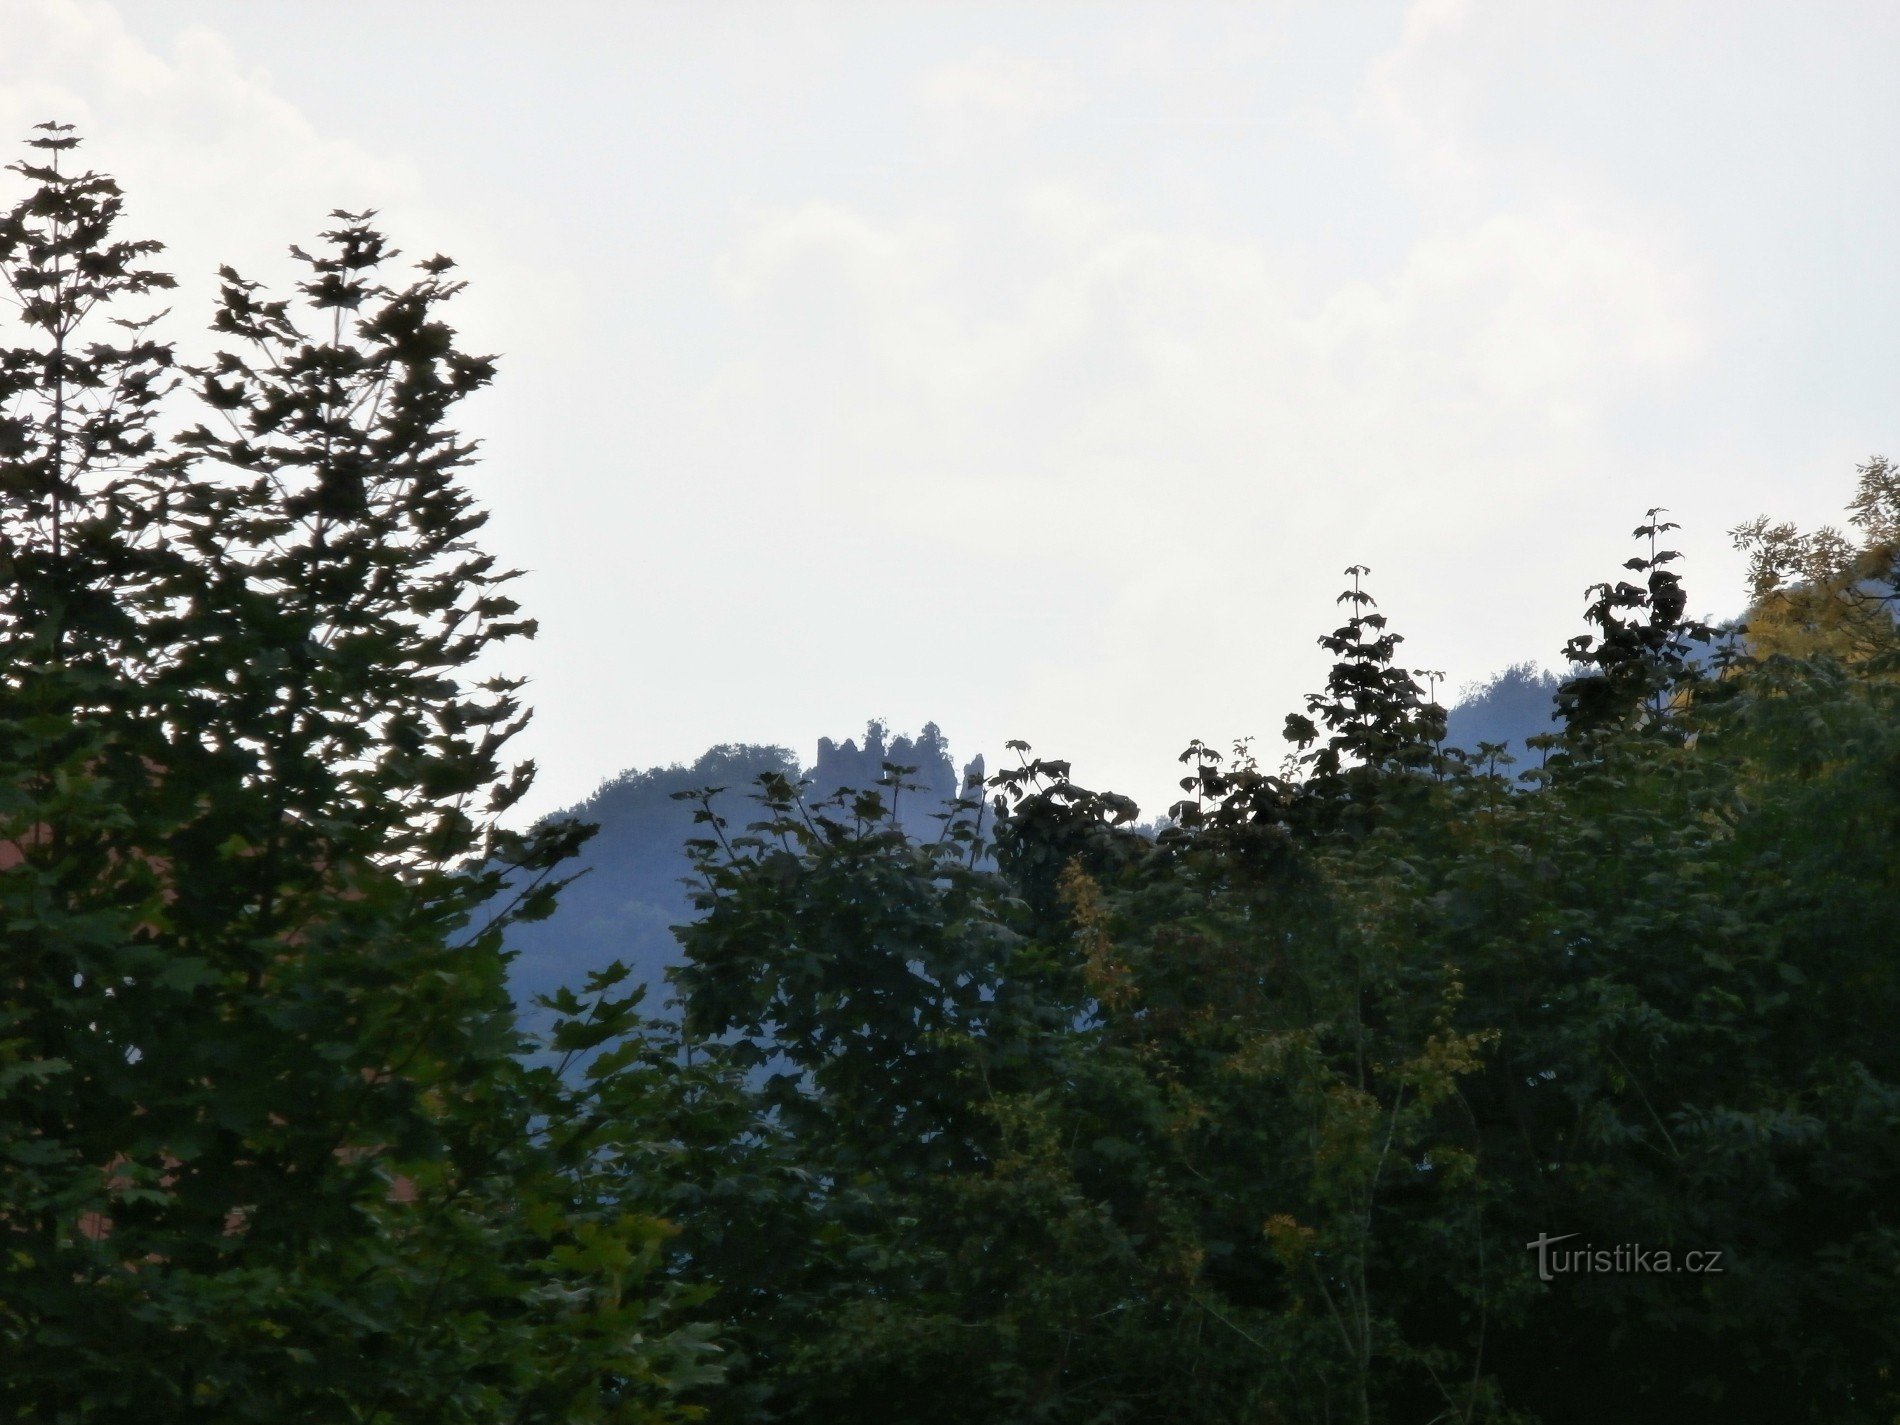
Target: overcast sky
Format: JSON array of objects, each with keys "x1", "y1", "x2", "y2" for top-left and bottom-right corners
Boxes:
[{"x1": 5, "y1": 0, "x2": 1898, "y2": 819}]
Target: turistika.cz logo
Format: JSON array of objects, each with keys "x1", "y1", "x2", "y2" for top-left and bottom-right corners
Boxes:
[{"x1": 1526, "y1": 1233, "x2": 1726, "y2": 1282}]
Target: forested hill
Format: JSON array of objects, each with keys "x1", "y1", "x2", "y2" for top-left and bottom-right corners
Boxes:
[
  {"x1": 503, "y1": 722, "x2": 984, "y2": 1014},
  {"x1": 502, "y1": 682, "x2": 1567, "y2": 1017},
  {"x1": 1443, "y1": 663, "x2": 1564, "y2": 764},
  {"x1": 1443, "y1": 636, "x2": 1735, "y2": 771}
]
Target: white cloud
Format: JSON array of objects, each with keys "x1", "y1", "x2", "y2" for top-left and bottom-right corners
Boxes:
[
  {"x1": 920, "y1": 48, "x2": 1084, "y2": 128},
  {"x1": 707, "y1": 176, "x2": 1703, "y2": 546},
  {"x1": 680, "y1": 4, "x2": 1718, "y2": 809},
  {"x1": 1362, "y1": 0, "x2": 1480, "y2": 195},
  {"x1": 0, "y1": 0, "x2": 579, "y2": 367},
  {"x1": 4, "y1": 1, "x2": 1869, "y2": 823},
  {"x1": 0, "y1": 1, "x2": 411, "y2": 272}
]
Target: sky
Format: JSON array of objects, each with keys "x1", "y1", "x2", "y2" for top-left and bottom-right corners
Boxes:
[{"x1": 4, "y1": 0, "x2": 1897, "y2": 821}]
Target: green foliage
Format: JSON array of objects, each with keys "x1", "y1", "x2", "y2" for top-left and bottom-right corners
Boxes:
[
  {"x1": 663, "y1": 531, "x2": 1900, "y2": 1423},
  {"x1": 0, "y1": 127, "x2": 714, "y2": 1421},
  {"x1": 506, "y1": 744, "x2": 803, "y2": 1016},
  {"x1": 1554, "y1": 508, "x2": 1721, "y2": 735},
  {"x1": 1731, "y1": 455, "x2": 1900, "y2": 665},
  {"x1": 9, "y1": 122, "x2": 1899, "y2": 1425},
  {"x1": 502, "y1": 727, "x2": 976, "y2": 1020}
]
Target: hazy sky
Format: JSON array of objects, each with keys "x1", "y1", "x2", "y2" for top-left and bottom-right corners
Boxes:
[{"x1": 5, "y1": 1, "x2": 1897, "y2": 819}]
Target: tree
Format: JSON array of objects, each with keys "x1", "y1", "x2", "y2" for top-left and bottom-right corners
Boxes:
[
  {"x1": 1730, "y1": 456, "x2": 1900, "y2": 666},
  {"x1": 0, "y1": 125, "x2": 716, "y2": 1421},
  {"x1": 663, "y1": 589, "x2": 1507, "y2": 1424},
  {"x1": 661, "y1": 510, "x2": 1900, "y2": 1424}
]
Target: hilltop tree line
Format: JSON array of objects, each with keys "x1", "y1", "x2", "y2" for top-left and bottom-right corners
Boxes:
[
  {"x1": 3, "y1": 131, "x2": 1898, "y2": 1423},
  {"x1": 507, "y1": 690, "x2": 1541, "y2": 1022},
  {"x1": 504, "y1": 721, "x2": 981, "y2": 1019}
]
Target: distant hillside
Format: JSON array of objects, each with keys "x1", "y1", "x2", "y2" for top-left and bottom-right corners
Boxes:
[
  {"x1": 1441, "y1": 622, "x2": 1743, "y2": 772},
  {"x1": 503, "y1": 677, "x2": 1606, "y2": 1016},
  {"x1": 1442, "y1": 662, "x2": 1564, "y2": 769},
  {"x1": 503, "y1": 722, "x2": 981, "y2": 1017}
]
